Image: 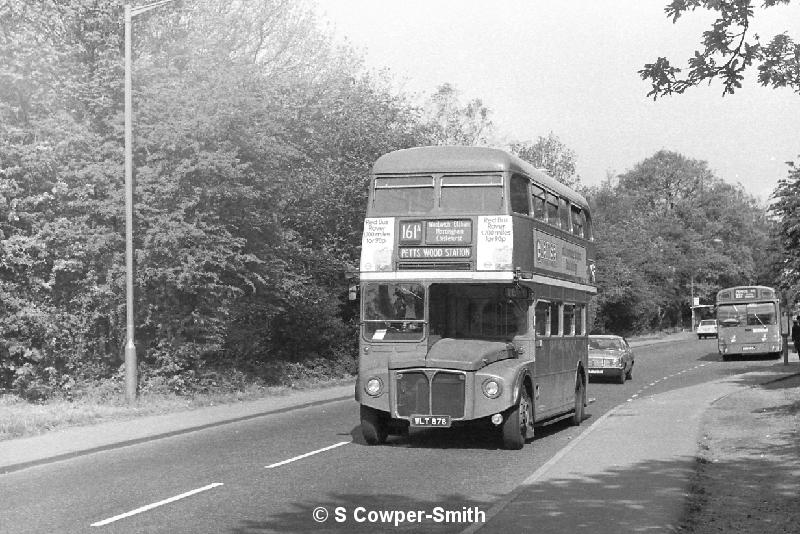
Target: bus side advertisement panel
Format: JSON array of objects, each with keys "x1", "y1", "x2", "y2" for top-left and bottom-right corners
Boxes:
[{"x1": 533, "y1": 229, "x2": 588, "y2": 282}]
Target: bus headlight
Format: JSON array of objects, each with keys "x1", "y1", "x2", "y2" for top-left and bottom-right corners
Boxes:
[
  {"x1": 482, "y1": 379, "x2": 502, "y2": 399},
  {"x1": 365, "y1": 377, "x2": 383, "y2": 397}
]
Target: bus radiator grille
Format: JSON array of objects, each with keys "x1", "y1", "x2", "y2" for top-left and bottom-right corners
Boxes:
[
  {"x1": 396, "y1": 370, "x2": 465, "y2": 418},
  {"x1": 397, "y1": 261, "x2": 472, "y2": 271}
]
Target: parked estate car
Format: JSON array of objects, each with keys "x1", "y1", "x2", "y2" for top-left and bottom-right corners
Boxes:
[
  {"x1": 588, "y1": 335, "x2": 634, "y2": 384},
  {"x1": 696, "y1": 319, "x2": 718, "y2": 339}
]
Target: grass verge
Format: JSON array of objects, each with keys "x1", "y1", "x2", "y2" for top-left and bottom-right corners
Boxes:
[{"x1": 0, "y1": 375, "x2": 354, "y2": 441}]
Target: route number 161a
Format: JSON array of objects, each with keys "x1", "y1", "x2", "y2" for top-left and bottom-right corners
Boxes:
[{"x1": 400, "y1": 222, "x2": 423, "y2": 243}]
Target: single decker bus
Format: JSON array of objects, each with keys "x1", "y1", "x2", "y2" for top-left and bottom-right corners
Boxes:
[
  {"x1": 716, "y1": 285, "x2": 783, "y2": 360},
  {"x1": 355, "y1": 146, "x2": 597, "y2": 449}
]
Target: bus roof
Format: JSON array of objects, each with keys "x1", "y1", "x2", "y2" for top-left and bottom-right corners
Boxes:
[{"x1": 372, "y1": 146, "x2": 589, "y2": 210}]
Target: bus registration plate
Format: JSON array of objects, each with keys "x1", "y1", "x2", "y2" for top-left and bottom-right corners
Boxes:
[
  {"x1": 411, "y1": 415, "x2": 451, "y2": 427},
  {"x1": 742, "y1": 345, "x2": 756, "y2": 351}
]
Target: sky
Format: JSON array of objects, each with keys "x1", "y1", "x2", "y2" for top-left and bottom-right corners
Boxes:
[{"x1": 314, "y1": 0, "x2": 800, "y2": 203}]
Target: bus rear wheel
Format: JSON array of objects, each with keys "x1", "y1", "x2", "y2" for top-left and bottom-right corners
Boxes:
[
  {"x1": 502, "y1": 386, "x2": 533, "y2": 450},
  {"x1": 360, "y1": 405, "x2": 389, "y2": 445}
]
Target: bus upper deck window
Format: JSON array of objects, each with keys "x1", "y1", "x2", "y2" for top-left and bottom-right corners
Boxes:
[
  {"x1": 559, "y1": 198, "x2": 571, "y2": 232},
  {"x1": 571, "y1": 206, "x2": 584, "y2": 237},
  {"x1": 583, "y1": 212, "x2": 593, "y2": 240},
  {"x1": 510, "y1": 174, "x2": 529, "y2": 215},
  {"x1": 372, "y1": 175, "x2": 434, "y2": 215},
  {"x1": 531, "y1": 185, "x2": 546, "y2": 221},
  {"x1": 545, "y1": 193, "x2": 559, "y2": 226},
  {"x1": 440, "y1": 174, "x2": 503, "y2": 214}
]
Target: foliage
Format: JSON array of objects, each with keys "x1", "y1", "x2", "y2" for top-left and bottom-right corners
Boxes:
[
  {"x1": 640, "y1": 0, "x2": 800, "y2": 98},
  {"x1": 770, "y1": 157, "x2": 800, "y2": 306},
  {"x1": 587, "y1": 150, "x2": 778, "y2": 334},
  {"x1": 423, "y1": 83, "x2": 494, "y2": 145},
  {"x1": 0, "y1": 0, "x2": 433, "y2": 396},
  {"x1": 0, "y1": 0, "x2": 786, "y2": 397},
  {"x1": 510, "y1": 132, "x2": 580, "y2": 188}
]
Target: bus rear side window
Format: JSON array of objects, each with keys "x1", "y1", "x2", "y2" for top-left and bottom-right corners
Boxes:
[
  {"x1": 535, "y1": 301, "x2": 549, "y2": 336},
  {"x1": 510, "y1": 174, "x2": 529, "y2": 215},
  {"x1": 546, "y1": 193, "x2": 559, "y2": 226},
  {"x1": 563, "y1": 304, "x2": 575, "y2": 336},
  {"x1": 575, "y1": 304, "x2": 584, "y2": 335},
  {"x1": 531, "y1": 185, "x2": 546, "y2": 221},
  {"x1": 559, "y1": 198, "x2": 571, "y2": 231},
  {"x1": 550, "y1": 302, "x2": 560, "y2": 336},
  {"x1": 571, "y1": 206, "x2": 584, "y2": 237}
]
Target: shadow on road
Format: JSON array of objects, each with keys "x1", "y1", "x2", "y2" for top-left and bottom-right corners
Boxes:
[{"x1": 224, "y1": 443, "x2": 796, "y2": 534}]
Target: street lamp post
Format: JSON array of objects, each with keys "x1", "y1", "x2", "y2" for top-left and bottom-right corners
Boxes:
[
  {"x1": 124, "y1": 0, "x2": 177, "y2": 402},
  {"x1": 691, "y1": 275, "x2": 695, "y2": 331}
]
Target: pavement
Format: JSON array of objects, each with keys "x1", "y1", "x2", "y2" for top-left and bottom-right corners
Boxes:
[{"x1": 1, "y1": 331, "x2": 799, "y2": 534}]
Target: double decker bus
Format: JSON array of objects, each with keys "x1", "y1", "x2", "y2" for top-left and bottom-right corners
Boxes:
[
  {"x1": 355, "y1": 146, "x2": 596, "y2": 449},
  {"x1": 716, "y1": 285, "x2": 783, "y2": 360}
]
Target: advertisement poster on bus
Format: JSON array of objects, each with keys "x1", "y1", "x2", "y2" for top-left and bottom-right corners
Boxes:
[
  {"x1": 533, "y1": 229, "x2": 588, "y2": 282},
  {"x1": 477, "y1": 216, "x2": 512, "y2": 271},
  {"x1": 360, "y1": 217, "x2": 394, "y2": 272}
]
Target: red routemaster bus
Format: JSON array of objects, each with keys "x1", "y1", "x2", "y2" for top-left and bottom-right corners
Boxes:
[{"x1": 355, "y1": 146, "x2": 597, "y2": 449}]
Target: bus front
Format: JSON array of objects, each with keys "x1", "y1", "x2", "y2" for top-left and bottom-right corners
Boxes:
[
  {"x1": 354, "y1": 146, "x2": 590, "y2": 450},
  {"x1": 716, "y1": 286, "x2": 783, "y2": 359}
]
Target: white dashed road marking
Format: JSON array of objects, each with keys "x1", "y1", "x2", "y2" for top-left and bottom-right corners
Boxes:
[
  {"x1": 265, "y1": 441, "x2": 350, "y2": 469},
  {"x1": 627, "y1": 363, "x2": 708, "y2": 402},
  {"x1": 91, "y1": 483, "x2": 224, "y2": 527}
]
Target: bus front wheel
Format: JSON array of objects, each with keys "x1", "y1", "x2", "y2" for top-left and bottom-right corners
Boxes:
[
  {"x1": 502, "y1": 386, "x2": 533, "y2": 450},
  {"x1": 360, "y1": 405, "x2": 389, "y2": 445}
]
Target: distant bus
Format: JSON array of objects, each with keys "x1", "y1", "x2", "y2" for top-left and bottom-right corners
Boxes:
[
  {"x1": 355, "y1": 146, "x2": 597, "y2": 449},
  {"x1": 716, "y1": 285, "x2": 782, "y2": 360}
]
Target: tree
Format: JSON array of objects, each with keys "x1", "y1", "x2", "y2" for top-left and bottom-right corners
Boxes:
[
  {"x1": 586, "y1": 150, "x2": 778, "y2": 333},
  {"x1": 770, "y1": 158, "x2": 800, "y2": 305},
  {"x1": 618, "y1": 150, "x2": 713, "y2": 215},
  {"x1": 0, "y1": 0, "x2": 436, "y2": 395},
  {"x1": 423, "y1": 83, "x2": 494, "y2": 145},
  {"x1": 509, "y1": 133, "x2": 580, "y2": 188},
  {"x1": 640, "y1": 0, "x2": 800, "y2": 98}
]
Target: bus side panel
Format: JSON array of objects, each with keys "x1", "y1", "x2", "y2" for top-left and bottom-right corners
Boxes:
[
  {"x1": 533, "y1": 336, "x2": 586, "y2": 419},
  {"x1": 533, "y1": 337, "x2": 559, "y2": 418}
]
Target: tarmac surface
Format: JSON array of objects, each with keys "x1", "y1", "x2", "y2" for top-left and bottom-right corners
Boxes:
[{"x1": 2, "y1": 332, "x2": 799, "y2": 533}]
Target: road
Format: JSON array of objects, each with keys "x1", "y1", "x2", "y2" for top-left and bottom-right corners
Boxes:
[{"x1": 0, "y1": 337, "x2": 782, "y2": 534}]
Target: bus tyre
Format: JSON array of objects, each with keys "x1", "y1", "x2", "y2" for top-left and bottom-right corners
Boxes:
[
  {"x1": 360, "y1": 405, "x2": 388, "y2": 445},
  {"x1": 502, "y1": 386, "x2": 532, "y2": 450},
  {"x1": 572, "y1": 376, "x2": 585, "y2": 426}
]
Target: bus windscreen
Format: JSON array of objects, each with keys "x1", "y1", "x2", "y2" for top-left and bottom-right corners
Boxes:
[{"x1": 717, "y1": 302, "x2": 777, "y2": 327}]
